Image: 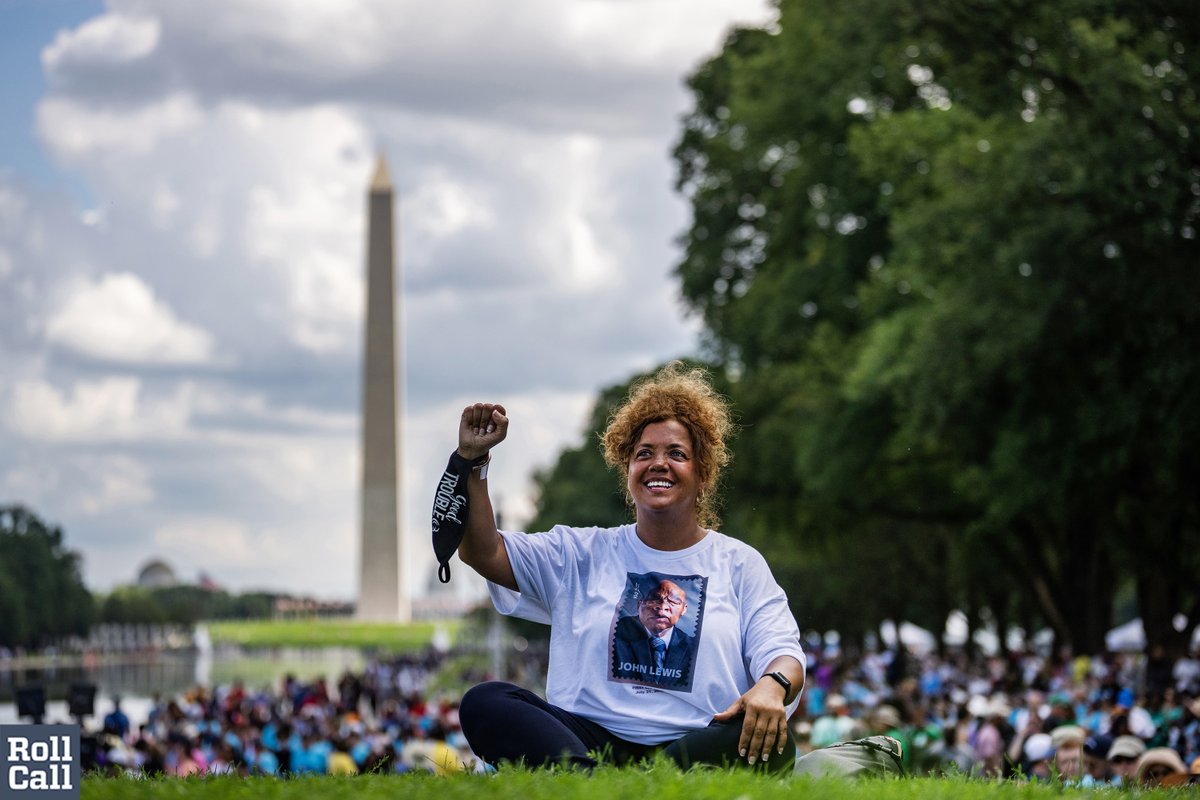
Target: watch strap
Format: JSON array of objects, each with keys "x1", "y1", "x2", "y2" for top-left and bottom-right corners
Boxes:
[{"x1": 766, "y1": 671, "x2": 792, "y2": 698}]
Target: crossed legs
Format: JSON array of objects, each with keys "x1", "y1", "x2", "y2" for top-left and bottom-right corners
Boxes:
[{"x1": 459, "y1": 681, "x2": 795, "y2": 774}]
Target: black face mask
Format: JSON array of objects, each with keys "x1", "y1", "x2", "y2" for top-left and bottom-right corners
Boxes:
[{"x1": 431, "y1": 450, "x2": 485, "y2": 583}]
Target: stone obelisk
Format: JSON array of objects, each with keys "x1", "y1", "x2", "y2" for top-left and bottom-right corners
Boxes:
[{"x1": 358, "y1": 155, "x2": 409, "y2": 622}]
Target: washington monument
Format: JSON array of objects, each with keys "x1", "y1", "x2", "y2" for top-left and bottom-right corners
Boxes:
[{"x1": 358, "y1": 156, "x2": 410, "y2": 622}]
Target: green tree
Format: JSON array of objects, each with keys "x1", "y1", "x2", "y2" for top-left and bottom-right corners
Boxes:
[
  {"x1": 0, "y1": 505, "x2": 94, "y2": 649},
  {"x1": 98, "y1": 586, "x2": 168, "y2": 625},
  {"x1": 669, "y1": 0, "x2": 1199, "y2": 653},
  {"x1": 96, "y1": 585, "x2": 283, "y2": 624}
]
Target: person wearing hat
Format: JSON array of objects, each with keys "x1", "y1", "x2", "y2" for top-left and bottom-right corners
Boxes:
[
  {"x1": 1081, "y1": 734, "x2": 1114, "y2": 786},
  {"x1": 1055, "y1": 741, "x2": 1084, "y2": 782},
  {"x1": 1159, "y1": 754, "x2": 1200, "y2": 788},
  {"x1": 1047, "y1": 724, "x2": 1085, "y2": 782},
  {"x1": 1106, "y1": 733, "x2": 1147, "y2": 785},
  {"x1": 1022, "y1": 733, "x2": 1055, "y2": 782},
  {"x1": 1134, "y1": 747, "x2": 1187, "y2": 787},
  {"x1": 870, "y1": 704, "x2": 902, "y2": 731},
  {"x1": 1049, "y1": 724, "x2": 1085, "y2": 750}
]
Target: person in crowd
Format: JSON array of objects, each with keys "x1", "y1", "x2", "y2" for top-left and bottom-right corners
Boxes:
[
  {"x1": 1180, "y1": 698, "x2": 1200, "y2": 764},
  {"x1": 1080, "y1": 734, "x2": 1113, "y2": 786},
  {"x1": 1106, "y1": 733, "x2": 1147, "y2": 785},
  {"x1": 102, "y1": 695, "x2": 130, "y2": 739},
  {"x1": 1164, "y1": 755, "x2": 1200, "y2": 787},
  {"x1": 1048, "y1": 723, "x2": 1085, "y2": 781},
  {"x1": 1004, "y1": 701, "x2": 1042, "y2": 773},
  {"x1": 1134, "y1": 746, "x2": 1187, "y2": 787},
  {"x1": 1053, "y1": 740, "x2": 1083, "y2": 782},
  {"x1": 972, "y1": 698, "x2": 1010, "y2": 777},
  {"x1": 326, "y1": 738, "x2": 359, "y2": 776},
  {"x1": 1021, "y1": 733, "x2": 1055, "y2": 782},
  {"x1": 452, "y1": 363, "x2": 806, "y2": 772},
  {"x1": 1174, "y1": 649, "x2": 1200, "y2": 696}
]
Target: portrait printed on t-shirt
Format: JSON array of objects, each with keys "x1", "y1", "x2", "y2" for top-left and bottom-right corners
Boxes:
[{"x1": 608, "y1": 571, "x2": 708, "y2": 692}]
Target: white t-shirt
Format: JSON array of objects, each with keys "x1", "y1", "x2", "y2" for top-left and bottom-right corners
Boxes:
[{"x1": 488, "y1": 523, "x2": 806, "y2": 744}]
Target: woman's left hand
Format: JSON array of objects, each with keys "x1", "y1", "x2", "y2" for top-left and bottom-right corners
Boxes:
[{"x1": 713, "y1": 678, "x2": 789, "y2": 765}]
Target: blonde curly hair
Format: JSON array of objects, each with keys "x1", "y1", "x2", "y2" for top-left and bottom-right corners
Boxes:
[{"x1": 600, "y1": 361, "x2": 734, "y2": 529}]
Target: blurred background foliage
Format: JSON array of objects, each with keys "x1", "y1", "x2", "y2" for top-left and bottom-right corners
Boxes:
[{"x1": 528, "y1": 0, "x2": 1199, "y2": 657}]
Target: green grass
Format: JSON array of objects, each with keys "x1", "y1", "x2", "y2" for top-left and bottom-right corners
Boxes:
[
  {"x1": 206, "y1": 651, "x2": 365, "y2": 689},
  {"x1": 204, "y1": 618, "x2": 461, "y2": 651},
  {"x1": 78, "y1": 768, "x2": 1180, "y2": 800}
]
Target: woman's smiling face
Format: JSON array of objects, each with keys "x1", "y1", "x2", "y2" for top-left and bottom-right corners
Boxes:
[{"x1": 627, "y1": 419, "x2": 700, "y2": 518}]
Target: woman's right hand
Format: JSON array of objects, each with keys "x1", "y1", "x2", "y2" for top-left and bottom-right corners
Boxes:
[{"x1": 458, "y1": 403, "x2": 508, "y2": 460}]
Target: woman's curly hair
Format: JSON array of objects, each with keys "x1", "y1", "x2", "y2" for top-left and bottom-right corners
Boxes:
[{"x1": 600, "y1": 361, "x2": 734, "y2": 529}]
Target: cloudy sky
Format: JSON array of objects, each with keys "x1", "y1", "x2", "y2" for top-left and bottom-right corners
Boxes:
[{"x1": 0, "y1": 0, "x2": 773, "y2": 602}]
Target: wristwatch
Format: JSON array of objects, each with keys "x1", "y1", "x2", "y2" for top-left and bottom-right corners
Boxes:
[{"x1": 765, "y1": 671, "x2": 792, "y2": 700}]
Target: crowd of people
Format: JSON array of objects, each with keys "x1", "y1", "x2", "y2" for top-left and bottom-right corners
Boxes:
[
  {"x1": 73, "y1": 636, "x2": 1200, "y2": 786},
  {"x1": 797, "y1": 641, "x2": 1200, "y2": 786},
  {"x1": 84, "y1": 650, "x2": 480, "y2": 777}
]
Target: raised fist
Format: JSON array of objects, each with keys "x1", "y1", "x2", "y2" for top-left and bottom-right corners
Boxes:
[{"x1": 458, "y1": 403, "x2": 508, "y2": 460}]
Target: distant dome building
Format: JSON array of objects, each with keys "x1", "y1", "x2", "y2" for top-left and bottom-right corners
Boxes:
[{"x1": 136, "y1": 559, "x2": 177, "y2": 589}]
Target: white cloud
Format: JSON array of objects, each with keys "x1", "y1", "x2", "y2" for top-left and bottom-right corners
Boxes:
[
  {"x1": 153, "y1": 516, "x2": 282, "y2": 569},
  {"x1": 2, "y1": 0, "x2": 774, "y2": 598},
  {"x1": 0, "y1": 463, "x2": 60, "y2": 510},
  {"x1": 407, "y1": 174, "x2": 496, "y2": 240},
  {"x1": 240, "y1": 109, "x2": 370, "y2": 353},
  {"x1": 72, "y1": 455, "x2": 155, "y2": 514},
  {"x1": 563, "y1": 134, "x2": 619, "y2": 288},
  {"x1": 235, "y1": 435, "x2": 356, "y2": 506},
  {"x1": 37, "y1": 93, "x2": 203, "y2": 159},
  {"x1": 42, "y1": 11, "x2": 161, "y2": 70},
  {"x1": 38, "y1": 98, "x2": 373, "y2": 356},
  {"x1": 189, "y1": 385, "x2": 356, "y2": 433},
  {"x1": 0, "y1": 458, "x2": 152, "y2": 518},
  {"x1": 42, "y1": 0, "x2": 774, "y2": 137},
  {"x1": 6, "y1": 377, "x2": 192, "y2": 442},
  {"x1": 147, "y1": 506, "x2": 354, "y2": 595},
  {"x1": 45, "y1": 272, "x2": 216, "y2": 365}
]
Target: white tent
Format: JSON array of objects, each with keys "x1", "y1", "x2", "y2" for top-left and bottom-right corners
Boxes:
[
  {"x1": 857, "y1": 614, "x2": 1197, "y2": 656},
  {"x1": 1104, "y1": 617, "x2": 1200, "y2": 652},
  {"x1": 879, "y1": 620, "x2": 938, "y2": 655},
  {"x1": 1105, "y1": 618, "x2": 1146, "y2": 652}
]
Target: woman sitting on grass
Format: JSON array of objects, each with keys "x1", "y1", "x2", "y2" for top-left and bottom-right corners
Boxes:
[{"x1": 449, "y1": 363, "x2": 805, "y2": 772}]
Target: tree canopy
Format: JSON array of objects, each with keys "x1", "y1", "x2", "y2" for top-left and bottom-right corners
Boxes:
[
  {"x1": 531, "y1": 0, "x2": 1199, "y2": 655},
  {"x1": 0, "y1": 505, "x2": 94, "y2": 649}
]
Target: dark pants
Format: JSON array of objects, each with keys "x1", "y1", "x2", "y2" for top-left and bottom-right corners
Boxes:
[{"x1": 459, "y1": 681, "x2": 795, "y2": 773}]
